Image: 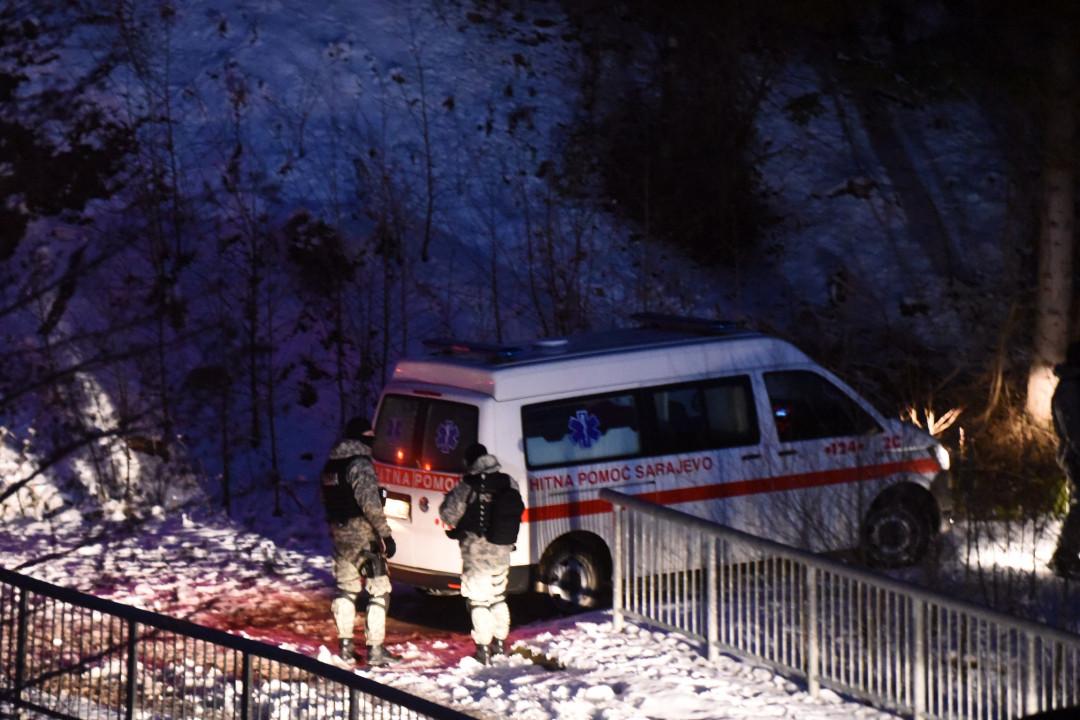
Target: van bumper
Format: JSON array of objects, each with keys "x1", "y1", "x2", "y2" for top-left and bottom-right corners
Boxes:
[{"x1": 389, "y1": 562, "x2": 535, "y2": 595}]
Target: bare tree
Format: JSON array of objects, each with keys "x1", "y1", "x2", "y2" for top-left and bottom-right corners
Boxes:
[
  {"x1": 1026, "y1": 26, "x2": 1076, "y2": 425},
  {"x1": 518, "y1": 183, "x2": 600, "y2": 336},
  {"x1": 353, "y1": 144, "x2": 410, "y2": 386},
  {"x1": 116, "y1": 0, "x2": 192, "y2": 441},
  {"x1": 409, "y1": 47, "x2": 437, "y2": 262}
]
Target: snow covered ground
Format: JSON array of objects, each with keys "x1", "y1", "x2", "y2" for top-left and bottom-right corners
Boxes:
[
  {"x1": 2, "y1": 507, "x2": 906, "y2": 719},
  {"x1": 5, "y1": 506, "x2": 1078, "y2": 719},
  {"x1": 1, "y1": 2, "x2": 1074, "y2": 717},
  {"x1": 363, "y1": 618, "x2": 893, "y2": 720}
]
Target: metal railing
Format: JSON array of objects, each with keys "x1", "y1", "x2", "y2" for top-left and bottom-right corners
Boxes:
[
  {"x1": 0, "y1": 567, "x2": 474, "y2": 720},
  {"x1": 601, "y1": 488, "x2": 1080, "y2": 720}
]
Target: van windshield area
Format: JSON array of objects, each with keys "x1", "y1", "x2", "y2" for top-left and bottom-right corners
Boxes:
[{"x1": 372, "y1": 394, "x2": 479, "y2": 473}]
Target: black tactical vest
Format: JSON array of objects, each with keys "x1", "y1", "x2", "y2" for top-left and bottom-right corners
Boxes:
[
  {"x1": 445, "y1": 472, "x2": 522, "y2": 545},
  {"x1": 321, "y1": 456, "x2": 364, "y2": 523}
]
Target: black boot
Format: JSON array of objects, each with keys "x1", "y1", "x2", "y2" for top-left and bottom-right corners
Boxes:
[
  {"x1": 489, "y1": 638, "x2": 507, "y2": 657},
  {"x1": 367, "y1": 644, "x2": 401, "y2": 667},
  {"x1": 337, "y1": 638, "x2": 357, "y2": 663},
  {"x1": 473, "y1": 642, "x2": 491, "y2": 665}
]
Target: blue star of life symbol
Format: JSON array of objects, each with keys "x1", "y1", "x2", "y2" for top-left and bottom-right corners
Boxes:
[
  {"x1": 434, "y1": 419, "x2": 460, "y2": 454},
  {"x1": 568, "y1": 409, "x2": 602, "y2": 448},
  {"x1": 386, "y1": 417, "x2": 404, "y2": 440}
]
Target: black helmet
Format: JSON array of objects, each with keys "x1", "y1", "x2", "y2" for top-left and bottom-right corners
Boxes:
[
  {"x1": 344, "y1": 417, "x2": 373, "y2": 441},
  {"x1": 463, "y1": 442, "x2": 488, "y2": 467}
]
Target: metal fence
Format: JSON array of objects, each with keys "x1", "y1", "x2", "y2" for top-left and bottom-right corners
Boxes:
[
  {"x1": 0, "y1": 567, "x2": 473, "y2": 720},
  {"x1": 600, "y1": 488, "x2": 1080, "y2": 720}
]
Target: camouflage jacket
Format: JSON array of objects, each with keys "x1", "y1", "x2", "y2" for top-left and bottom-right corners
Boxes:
[
  {"x1": 321, "y1": 438, "x2": 391, "y2": 559},
  {"x1": 439, "y1": 452, "x2": 518, "y2": 571}
]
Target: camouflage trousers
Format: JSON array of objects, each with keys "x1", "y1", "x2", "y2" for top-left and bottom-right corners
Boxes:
[
  {"x1": 461, "y1": 563, "x2": 510, "y2": 646},
  {"x1": 331, "y1": 549, "x2": 392, "y2": 647}
]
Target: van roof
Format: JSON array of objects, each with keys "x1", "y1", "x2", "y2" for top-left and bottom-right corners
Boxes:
[{"x1": 389, "y1": 315, "x2": 814, "y2": 402}]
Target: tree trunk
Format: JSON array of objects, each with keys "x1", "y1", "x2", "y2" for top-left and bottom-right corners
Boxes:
[
  {"x1": 221, "y1": 383, "x2": 232, "y2": 516},
  {"x1": 1027, "y1": 29, "x2": 1076, "y2": 425},
  {"x1": 265, "y1": 281, "x2": 282, "y2": 517},
  {"x1": 334, "y1": 283, "x2": 347, "y2": 427},
  {"x1": 246, "y1": 243, "x2": 262, "y2": 446}
]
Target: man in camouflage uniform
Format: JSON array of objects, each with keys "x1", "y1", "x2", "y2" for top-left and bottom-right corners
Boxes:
[
  {"x1": 1051, "y1": 342, "x2": 1080, "y2": 580},
  {"x1": 439, "y1": 443, "x2": 518, "y2": 664},
  {"x1": 320, "y1": 417, "x2": 398, "y2": 665}
]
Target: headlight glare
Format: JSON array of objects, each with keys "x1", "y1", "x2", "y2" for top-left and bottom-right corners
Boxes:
[{"x1": 932, "y1": 443, "x2": 951, "y2": 471}]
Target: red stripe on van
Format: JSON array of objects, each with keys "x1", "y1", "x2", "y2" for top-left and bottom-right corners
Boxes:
[{"x1": 522, "y1": 457, "x2": 940, "y2": 523}]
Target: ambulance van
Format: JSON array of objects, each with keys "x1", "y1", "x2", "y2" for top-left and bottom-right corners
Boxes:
[{"x1": 370, "y1": 314, "x2": 952, "y2": 608}]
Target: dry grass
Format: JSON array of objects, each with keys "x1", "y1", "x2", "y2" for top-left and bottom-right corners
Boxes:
[{"x1": 946, "y1": 382, "x2": 1065, "y2": 520}]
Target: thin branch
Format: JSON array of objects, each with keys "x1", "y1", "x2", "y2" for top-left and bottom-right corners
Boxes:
[
  {"x1": 0, "y1": 322, "x2": 215, "y2": 409},
  {"x1": 0, "y1": 413, "x2": 151, "y2": 505}
]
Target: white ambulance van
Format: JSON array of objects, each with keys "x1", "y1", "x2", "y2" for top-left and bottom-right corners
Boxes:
[{"x1": 371, "y1": 314, "x2": 952, "y2": 608}]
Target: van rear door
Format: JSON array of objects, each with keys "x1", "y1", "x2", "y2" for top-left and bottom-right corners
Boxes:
[{"x1": 371, "y1": 392, "x2": 479, "y2": 576}]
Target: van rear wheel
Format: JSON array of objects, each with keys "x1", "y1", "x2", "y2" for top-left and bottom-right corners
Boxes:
[
  {"x1": 861, "y1": 500, "x2": 930, "y2": 568},
  {"x1": 541, "y1": 538, "x2": 611, "y2": 612}
]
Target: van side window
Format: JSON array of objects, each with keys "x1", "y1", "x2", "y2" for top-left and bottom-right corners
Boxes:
[
  {"x1": 522, "y1": 393, "x2": 640, "y2": 469},
  {"x1": 650, "y1": 376, "x2": 758, "y2": 453},
  {"x1": 763, "y1": 371, "x2": 881, "y2": 442}
]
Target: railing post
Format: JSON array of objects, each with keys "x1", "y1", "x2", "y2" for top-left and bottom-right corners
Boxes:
[
  {"x1": 805, "y1": 565, "x2": 819, "y2": 697},
  {"x1": 241, "y1": 651, "x2": 252, "y2": 720},
  {"x1": 349, "y1": 687, "x2": 359, "y2": 720},
  {"x1": 913, "y1": 600, "x2": 926, "y2": 720},
  {"x1": 1026, "y1": 633, "x2": 1038, "y2": 716},
  {"x1": 613, "y1": 506, "x2": 624, "y2": 633},
  {"x1": 706, "y1": 537, "x2": 718, "y2": 661},
  {"x1": 125, "y1": 618, "x2": 138, "y2": 720},
  {"x1": 14, "y1": 587, "x2": 28, "y2": 707}
]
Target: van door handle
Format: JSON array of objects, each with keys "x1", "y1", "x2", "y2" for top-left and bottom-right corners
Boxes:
[
  {"x1": 741, "y1": 453, "x2": 762, "y2": 461},
  {"x1": 777, "y1": 449, "x2": 798, "y2": 457}
]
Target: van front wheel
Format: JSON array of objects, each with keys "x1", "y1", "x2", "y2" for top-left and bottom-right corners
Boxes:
[
  {"x1": 541, "y1": 538, "x2": 611, "y2": 612},
  {"x1": 861, "y1": 500, "x2": 930, "y2": 568}
]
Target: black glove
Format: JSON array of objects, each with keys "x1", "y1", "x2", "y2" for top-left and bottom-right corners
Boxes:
[{"x1": 381, "y1": 535, "x2": 396, "y2": 559}]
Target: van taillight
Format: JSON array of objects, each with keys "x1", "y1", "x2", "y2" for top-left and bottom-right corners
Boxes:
[
  {"x1": 413, "y1": 389, "x2": 443, "y2": 397},
  {"x1": 423, "y1": 462, "x2": 431, "y2": 471},
  {"x1": 396, "y1": 449, "x2": 404, "y2": 462}
]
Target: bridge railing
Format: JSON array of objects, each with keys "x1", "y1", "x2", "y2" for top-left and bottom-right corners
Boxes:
[
  {"x1": 0, "y1": 567, "x2": 474, "y2": 720},
  {"x1": 600, "y1": 488, "x2": 1080, "y2": 720}
]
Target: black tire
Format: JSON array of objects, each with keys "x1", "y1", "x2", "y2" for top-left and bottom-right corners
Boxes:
[
  {"x1": 541, "y1": 541, "x2": 611, "y2": 612},
  {"x1": 861, "y1": 500, "x2": 931, "y2": 568}
]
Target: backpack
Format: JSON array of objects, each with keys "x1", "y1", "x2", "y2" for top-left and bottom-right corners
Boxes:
[
  {"x1": 446, "y1": 472, "x2": 524, "y2": 545},
  {"x1": 485, "y1": 482, "x2": 525, "y2": 545}
]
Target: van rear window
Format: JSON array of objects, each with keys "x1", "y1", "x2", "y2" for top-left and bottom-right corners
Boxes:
[{"x1": 373, "y1": 394, "x2": 479, "y2": 472}]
